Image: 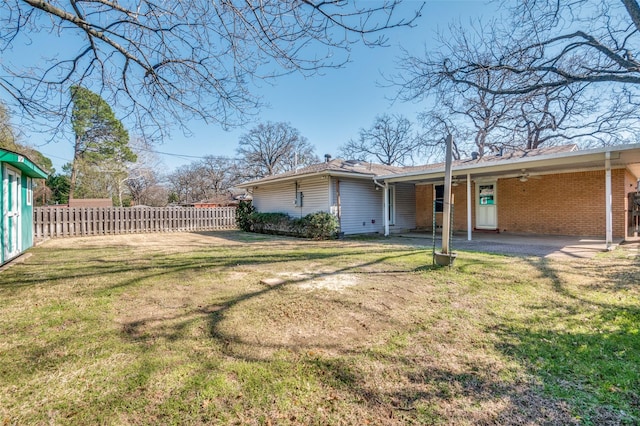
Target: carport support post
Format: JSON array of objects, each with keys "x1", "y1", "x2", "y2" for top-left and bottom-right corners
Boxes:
[
  {"x1": 384, "y1": 181, "x2": 390, "y2": 236},
  {"x1": 467, "y1": 172, "x2": 472, "y2": 241},
  {"x1": 442, "y1": 134, "x2": 454, "y2": 254},
  {"x1": 605, "y1": 151, "x2": 613, "y2": 250}
]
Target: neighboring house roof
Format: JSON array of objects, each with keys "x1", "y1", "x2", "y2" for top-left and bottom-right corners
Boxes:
[
  {"x1": 68, "y1": 198, "x2": 113, "y2": 207},
  {"x1": 237, "y1": 159, "x2": 404, "y2": 188},
  {"x1": 0, "y1": 147, "x2": 49, "y2": 179}
]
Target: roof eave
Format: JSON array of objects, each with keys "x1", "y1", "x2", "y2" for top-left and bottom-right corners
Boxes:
[
  {"x1": 0, "y1": 149, "x2": 49, "y2": 179},
  {"x1": 237, "y1": 169, "x2": 379, "y2": 188},
  {"x1": 380, "y1": 143, "x2": 640, "y2": 183}
]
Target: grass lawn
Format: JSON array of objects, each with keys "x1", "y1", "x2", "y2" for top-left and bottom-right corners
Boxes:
[{"x1": 1, "y1": 231, "x2": 638, "y2": 425}]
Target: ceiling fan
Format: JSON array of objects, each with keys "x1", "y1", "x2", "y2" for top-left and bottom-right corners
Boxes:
[{"x1": 518, "y1": 169, "x2": 541, "y2": 182}]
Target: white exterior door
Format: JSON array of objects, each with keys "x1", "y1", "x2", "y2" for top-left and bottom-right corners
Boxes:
[
  {"x1": 476, "y1": 181, "x2": 497, "y2": 230},
  {"x1": 3, "y1": 166, "x2": 21, "y2": 260}
]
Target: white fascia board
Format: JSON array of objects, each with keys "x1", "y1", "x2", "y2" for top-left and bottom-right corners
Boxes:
[
  {"x1": 325, "y1": 171, "x2": 377, "y2": 180},
  {"x1": 237, "y1": 171, "x2": 376, "y2": 188}
]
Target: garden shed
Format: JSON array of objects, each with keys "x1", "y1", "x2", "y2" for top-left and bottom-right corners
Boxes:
[{"x1": 1, "y1": 148, "x2": 48, "y2": 265}]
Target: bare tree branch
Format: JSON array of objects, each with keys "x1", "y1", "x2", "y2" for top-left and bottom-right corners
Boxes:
[
  {"x1": 1, "y1": 0, "x2": 423, "y2": 139},
  {"x1": 431, "y1": 1, "x2": 640, "y2": 95},
  {"x1": 339, "y1": 114, "x2": 420, "y2": 165}
]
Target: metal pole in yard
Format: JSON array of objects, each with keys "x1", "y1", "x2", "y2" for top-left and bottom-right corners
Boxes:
[{"x1": 441, "y1": 134, "x2": 454, "y2": 255}]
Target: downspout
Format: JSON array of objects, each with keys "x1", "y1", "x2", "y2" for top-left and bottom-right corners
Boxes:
[
  {"x1": 373, "y1": 179, "x2": 389, "y2": 236},
  {"x1": 605, "y1": 151, "x2": 613, "y2": 250},
  {"x1": 335, "y1": 179, "x2": 342, "y2": 231},
  {"x1": 467, "y1": 172, "x2": 472, "y2": 241}
]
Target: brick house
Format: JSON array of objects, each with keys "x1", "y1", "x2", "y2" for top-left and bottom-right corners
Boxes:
[
  {"x1": 240, "y1": 144, "x2": 640, "y2": 244},
  {"x1": 379, "y1": 144, "x2": 640, "y2": 245}
]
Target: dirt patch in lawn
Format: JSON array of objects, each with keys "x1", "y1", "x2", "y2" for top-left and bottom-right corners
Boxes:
[{"x1": 276, "y1": 271, "x2": 359, "y2": 291}]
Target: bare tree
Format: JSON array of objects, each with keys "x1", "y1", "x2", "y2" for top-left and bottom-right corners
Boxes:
[
  {"x1": 122, "y1": 138, "x2": 167, "y2": 206},
  {"x1": 339, "y1": 114, "x2": 420, "y2": 165},
  {"x1": 166, "y1": 155, "x2": 240, "y2": 204},
  {"x1": 1, "y1": 1, "x2": 422, "y2": 138},
  {"x1": 397, "y1": 33, "x2": 516, "y2": 159},
  {"x1": 417, "y1": 111, "x2": 466, "y2": 161},
  {"x1": 0, "y1": 101, "x2": 53, "y2": 171},
  {"x1": 431, "y1": 1, "x2": 640, "y2": 95},
  {"x1": 200, "y1": 156, "x2": 240, "y2": 195},
  {"x1": 395, "y1": 8, "x2": 640, "y2": 156},
  {"x1": 126, "y1": 169, "x2": 168, "y2": 206},
  {"x1": 502, "y1": 84, "x2": 640, "y2": 149},
  {"x1": 237, "y1": 122, "x2": 318, "y2": 179}
]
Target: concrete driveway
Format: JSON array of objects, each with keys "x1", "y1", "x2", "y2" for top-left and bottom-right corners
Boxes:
[{"x1": 395, "y1": 231, "x2": 638, "y2": 259}]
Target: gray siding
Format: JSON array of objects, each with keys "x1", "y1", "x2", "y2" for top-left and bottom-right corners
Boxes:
[
  {"x1": 392, "y1": 183, "x2": 416, "y2": 232},
  {"x1": 332, "y1": 178, "x2": 384, "y2": 234},
  {"x1": 253, "y1": 176, "x2": 330, "y2": 218},
  {"x1": 251, "y1": 175, "x2": 412, "y2": 235}
]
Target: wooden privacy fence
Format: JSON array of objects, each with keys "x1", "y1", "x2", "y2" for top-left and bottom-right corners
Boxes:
[{"x1": 34, "y1": 206, "x2": 237, "y2": 239}]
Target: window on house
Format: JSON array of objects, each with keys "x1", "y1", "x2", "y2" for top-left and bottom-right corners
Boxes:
[
  {"x1": 26, "y1": 177, "x2": 33, "y2": 206},
  {"x1": 435, "y1": 184, "x2": 444, "y2": 213}
]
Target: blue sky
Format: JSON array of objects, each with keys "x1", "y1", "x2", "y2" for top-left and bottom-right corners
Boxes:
[{"x1": 6, "y1": 1, "x2": 498, "y2": 173}]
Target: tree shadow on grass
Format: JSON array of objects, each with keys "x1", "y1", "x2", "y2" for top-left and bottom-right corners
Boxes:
[
  {"x1": 8, "y1": 234, "x2": 613, "y2": 423},
  {"x1": 489, "y1": 257, "x2": 640, "y2": 424},
  {"x1": 0, "y1": 243, "x2": 422, "y2": 293}
]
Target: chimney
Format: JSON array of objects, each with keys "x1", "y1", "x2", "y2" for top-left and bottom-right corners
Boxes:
[
  {"x1": 471, "y1": 152, "x2": 479, "y2": 160},
  {"x1": 324, "y1": 154, "x2": 332, "y2": 163}
]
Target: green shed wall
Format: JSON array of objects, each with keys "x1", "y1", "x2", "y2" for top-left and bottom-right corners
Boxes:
[
  {"x1": 0, "y1": 166, "x2": 3, "y2": 265},
  {"x1": 21, "y1": 174, "x2": 34, "y2": 253},
  {"x1": 1, "y1": 164, "x2": 36, "y2": 265}
]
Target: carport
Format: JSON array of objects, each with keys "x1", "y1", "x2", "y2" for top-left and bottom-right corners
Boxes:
[{"x1": 377, "y1": 144, "x2": 640, "y2": 248}]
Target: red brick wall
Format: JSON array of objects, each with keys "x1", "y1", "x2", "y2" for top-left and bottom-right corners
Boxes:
[
  {"x1": 415, "y1": 184, "x2": 433, "y2": 229},
  {"x1": 414, "y1": 169, "x2": 635, "y2": 238},
  {"x1": 624, "y1": 169, "x2": 639, "y2": 232},
  {"x1": 415, "y1": 183, "x2": 474, "y2": 230},
  {"x1": 452, "y1": 184, "x2": 472, "y2": 231},
  {"x1": 497, "y1": 169, "x2": 626, "y2": 238}
]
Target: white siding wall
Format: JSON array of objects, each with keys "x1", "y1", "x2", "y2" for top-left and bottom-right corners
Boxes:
[
  {"x1": 253, "y1": 176, "x2": 330, "y2": 218},
  {"x1": 252, "y1": 176, "x2": 412, "y2": 235},
  {"x1": 332, "y1": 178, "x2": 384, "y2": 235},
  {"x1": 392, "y1": 183, "x2": 416, "y2": 232}
]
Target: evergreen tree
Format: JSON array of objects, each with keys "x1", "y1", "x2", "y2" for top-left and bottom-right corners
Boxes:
[{"x1": 69, "y1": 86, "x2": 136, "y2": 202}]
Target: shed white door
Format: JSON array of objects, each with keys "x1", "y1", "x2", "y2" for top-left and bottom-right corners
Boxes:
[
  {"x1": 3, "y1": 166, "x2": 21, "y2": 260},
  {"x1": 476, "y1": 181, "x2": 497, "y2": 230}
]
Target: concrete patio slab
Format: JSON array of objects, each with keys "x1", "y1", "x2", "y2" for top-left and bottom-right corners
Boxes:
[{"x1": 394, "y1": 231, "x2": 624, "y2": 259}]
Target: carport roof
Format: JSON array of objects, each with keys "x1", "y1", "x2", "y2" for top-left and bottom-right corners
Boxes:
[{"x1": 379, "y1": 143, "x2": 640, "y2": 184}]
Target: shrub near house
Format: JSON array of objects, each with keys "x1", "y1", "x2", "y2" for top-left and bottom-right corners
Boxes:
[{"x1": 243, "y1": 210, "x2": 339, "y2": 240}]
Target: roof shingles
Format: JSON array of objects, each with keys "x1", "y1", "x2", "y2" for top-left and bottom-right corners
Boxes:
[{"x1": 240, "y1": 145, "x2": 580, "y2": 186}]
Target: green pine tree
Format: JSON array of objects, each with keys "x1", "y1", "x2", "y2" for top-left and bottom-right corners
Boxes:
[{"x1": 69, "y1": 86, "x2": 136, "y2": 202}]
